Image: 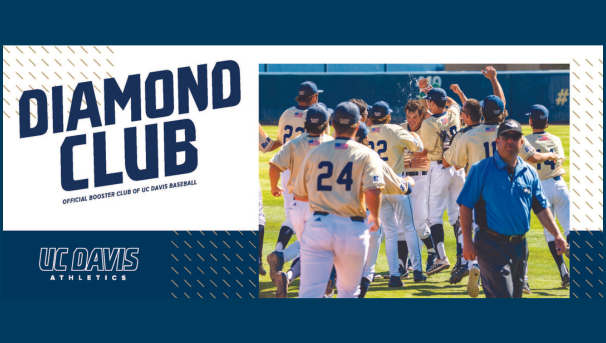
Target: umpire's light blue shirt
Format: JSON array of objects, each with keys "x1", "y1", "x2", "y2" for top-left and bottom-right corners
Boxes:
[{"x1": 457, "y1": 152, "x2": 549, "y2": 236}]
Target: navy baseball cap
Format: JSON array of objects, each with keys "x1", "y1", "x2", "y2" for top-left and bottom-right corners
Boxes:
[
  {"x1": 525, "y1": 104, "x2": 549, "y2": 120},
  {"x1": 333, "y1": 101, "x2": 361, "y2": 125},
  {"x1": 371, "y1": 101, "x2": 393, "y2": 119},
  {"x1": 355, "y1": 122, "x2": 369, "y2": 143},
  {"x1": 497, "y1": 119, "x2": 523, "y2": 137},
  {"x1": 298, "y1": 81, "x2": 323, "y2": 97},
  {"x1": 480, "y1": 95, "x2": 505, "y2": 116},
  {"x1": 305, "y1": 103, "x2": 332, "y2": 125},
  {"x1": 422, "y1": 88, "x2": 447, "y2": 102}
]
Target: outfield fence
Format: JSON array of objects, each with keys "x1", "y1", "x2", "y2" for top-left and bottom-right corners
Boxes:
[{"x1": 259, "y1": 70, "x2": 570, "y2": 124}]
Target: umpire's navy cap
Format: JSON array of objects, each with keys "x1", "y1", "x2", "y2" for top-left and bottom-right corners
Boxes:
[
  {"x1": 371, "y1": 101, "x2": 393, "y2": 119},
  {"x1": 333, "y1": 101, "x2": 361, "y2": 125},
  {"x1": 298, "y1": 81, "x2": 323, "y2": 97},
  {"x1": 480, "y1": 95, "x2": 505, "y2": 116},
  {"x1": 497, "y1": 119, "x2": 523, "y2": 136},
  {"x1": 305, "y1": 103, "x2": 332, "y2": 125},
  {"x1": 422, "y1": 88, "x2": 448, "y2": 102},
  {"x1": 355, "y1": 122, "x2": 369, "y2": 143},
  {"x1": 525, "y1": 104, "x2": 549, "y2": 120}
]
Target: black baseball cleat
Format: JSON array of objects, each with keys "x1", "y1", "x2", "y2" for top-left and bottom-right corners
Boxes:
[
  {"x1": 450, "y1": 255, "x2": 462, "y2": 275},
  {"x1": 523, "y1": 281, "x2": 531, "y2": 295},
  {"x1": 267, "y1": 251, "x2": 284, "y2": 285},
  {"x1": 467, "y1": 264, "x2": 480, "y2": 298},
  {"x1": 399, "y1": 262, "x2": 410, "y2": 278},
  {"x1": 426, "y1": 252, "x2": 437, "y2": 274},
  {"x1": 259, "y1": 263, "x2": 267, "y2": 276},
  {"x1": 448, "y1": 264, "x2": 469, "y2": 284},
  {"x1": 426, "y1": 257, "x2": 450, "y2": 276},
  {"x1": 388, "y1": 275, "x2": 404, "y2": 287},
  {"x1": 413, "y1": 271, "x2": 427, "y2": 283},
  {"x1": 274, "y1": 271, "x2": 288, "y2": 298},
  {"x1": 561, "y1": 274, "x2": 570, "y2": 288},
  {"x1": 407, "y1": 258, "x2": 413, "y2": 271},
  {"x1": 565, "y1": 244, "x2": 570, "y2": 259}
]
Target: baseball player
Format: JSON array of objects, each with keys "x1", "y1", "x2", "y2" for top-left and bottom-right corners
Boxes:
[
  {"x1": 367, "y1": 101, "x2": 428, "y2": 284},
  {"x1": 274, "y1": 81, "x2": 330, "y2": 256},
  {"x1": 354, "y1": 122, "x2": 415, "y2": 296},
  {"x1": 525, "y1": 104, "x2": 570, "y2": 288},
  {"x1": 418, "y1": 87, "x2": 464, "y2": 276},
  {"x1": 266, "y1": 103, "x2": 334, "y2": 297},
  {"x1": 258, "y1": 124, "x2": 282, "y2": 276},
  {"x1": 294, "y1": 102, "x2": 384, "y2": 298},
  {"x1": 441, "y1": 97, "x2": 483, "y2": 294},
  {"x1": 400, "y1": 100, "x2": 434, "y2": 273}
]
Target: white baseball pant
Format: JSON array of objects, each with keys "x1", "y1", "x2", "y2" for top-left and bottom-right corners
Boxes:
[
  {"x1": 299, "y1": 213, "x2": 370, "y2": 298},
  {"x1": 280, "y1": 200, "x2": 312, "y2": 263},
  {"x1": 408, "y1": 173, "x2": 430, "y2": 239},
  {"x1": 427, "y1": 161, "x2": 466, "y2": 227},
  {"x1": 362, "y1": 222, "x2": 383, "y2": 281},
  {"x1": 280, "y1": 169, "x2": 294, "y2": 230},
  {"x1": 381, "y1": 194, "x2": 422, "y2": 273},
  {"x1": 541, "y1": 177, "x2": 570, "y2": 242},
  {"x1": 258, "y1": 183, "x2": 266, "y2": 226}
]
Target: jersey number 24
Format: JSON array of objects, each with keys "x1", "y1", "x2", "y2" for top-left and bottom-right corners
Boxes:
[
  {"x1": 536, "y1": 149, "x2": 555, "y2": 170},
  {"x1": 317, "y1": 161, "x2": 353, "y2": 191}
]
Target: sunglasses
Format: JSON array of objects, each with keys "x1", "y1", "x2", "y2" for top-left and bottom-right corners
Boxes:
[{"x1": 499, "y1": 133, "x2": 523, "y2": 140}]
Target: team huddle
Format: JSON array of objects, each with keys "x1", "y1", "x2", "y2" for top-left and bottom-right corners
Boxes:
[{"x1": 258, "y1": 67, "x2": 570, "y2": 298}]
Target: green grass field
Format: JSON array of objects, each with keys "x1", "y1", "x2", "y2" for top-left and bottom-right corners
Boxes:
[{"x1": 259, "y1": 125, "x2": 570, "y2": 298}]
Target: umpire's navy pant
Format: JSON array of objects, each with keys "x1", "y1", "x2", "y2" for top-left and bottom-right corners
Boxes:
[{"x1": 475, "y1": 230, "x2": 528, "y2": 298}]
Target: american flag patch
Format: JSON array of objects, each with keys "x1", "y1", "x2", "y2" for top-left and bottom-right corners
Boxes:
[
  {"x1": 441, "y1": 117, "x2": 448, "y2": 124},
  {"x1": 309, "y1": 139, "x2": 320, "y2": 146},
  {"x1": 294, "y1": 112, "x2": 303, "y2": 118},
  {"x1": 335, "y1": 143, "x2": 349, "y2": 150},
  {"x1": 538, "y1": 135, "x2": 549, "y2": 141},
  {"x1": 486, "y1": 127, "x2": 496, "y2": 132},
  {"x1": 371, "y1": 127, "x2": 380, "y2": 133}
]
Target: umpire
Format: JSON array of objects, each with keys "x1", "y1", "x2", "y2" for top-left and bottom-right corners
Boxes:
[{"x1": 457, "y1": 119, "x2": 567, "y2": 298}]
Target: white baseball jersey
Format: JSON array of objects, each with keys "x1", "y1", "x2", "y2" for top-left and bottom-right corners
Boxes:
[
  {"x1": 400, "y1": 123, "x2": 429, "y2": 173},
  {"x1": 380, "y1": 160, "x2": 409, "y2": 195},
  {"x1": 293, "y1": 138, "x2": 385, "y2": 218},
  {"x1": 367, "y1": 123, "x2": 424, "y2": 175},
  {"x1": 419, "y1": 105, "x2": 461, "y2": 161},
  {"x1": 452, "y1": 123, "x2": 537, "y2": 169},
  {"x1": 525, "y1": 131, "x2": 566, "y2": 181},
  {"x1": 269, "y1": 133, "x2": 334, "y2": 194},
  {"x1": 259, "y1": 124, "x2": 274, "y2": 153},
  {"x1": 525, "y1": 131, "x2": 569, "y2": 246},
  {"x1": 277, "y1": 106, "x2": 330, "y2": 144}
]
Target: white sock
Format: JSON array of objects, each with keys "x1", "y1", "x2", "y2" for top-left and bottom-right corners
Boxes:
[
  {"x1": 428, "y1": 248, "x2": 436, "y2": 253},
  {"x1": 524, "y1": 263, "x2": 529, "y2": 281},
  {"x1": 275, "y1": 242, "x2": 283, "y2": 252},
  {"x1": 560, "y1": 263, "x2": 569, "y2": 277},
  {"x1": 437, "y1": 242, "x2": 447, "y2": 260}
]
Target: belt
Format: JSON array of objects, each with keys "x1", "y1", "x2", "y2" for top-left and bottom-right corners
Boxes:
[
  {"x1": 553, "y1": 176, "x2": 561, "y2": 181},
  {"x1": 314, "y1": 211, "x2": 364, "y2": 222},
  {"x1": 436, "y1": 159, "x2": 443, "y2": 164},
  {"x1": 405, "y1": 171, "x2": 428, "y2": 176},
  {"x1": 478, "y1": 227, "x2": 526, "y2": 243}
]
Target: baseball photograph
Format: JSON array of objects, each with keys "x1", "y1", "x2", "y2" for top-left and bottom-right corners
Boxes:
[{"x1": 258, "y1": 64, "x2": 571, "y2": 299}]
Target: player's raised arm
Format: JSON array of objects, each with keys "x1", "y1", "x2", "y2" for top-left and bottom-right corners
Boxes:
[
  {"x1": 482, "y1": 66, "x2": 506, "y2": 108},
  {"x1": 450, "y1": 84, "x2": 468, "y2": 104}
]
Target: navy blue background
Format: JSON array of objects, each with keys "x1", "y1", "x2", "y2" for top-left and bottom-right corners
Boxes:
[{"x1": 1, "y1": 0, "x2": 604, "y2": 341}]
